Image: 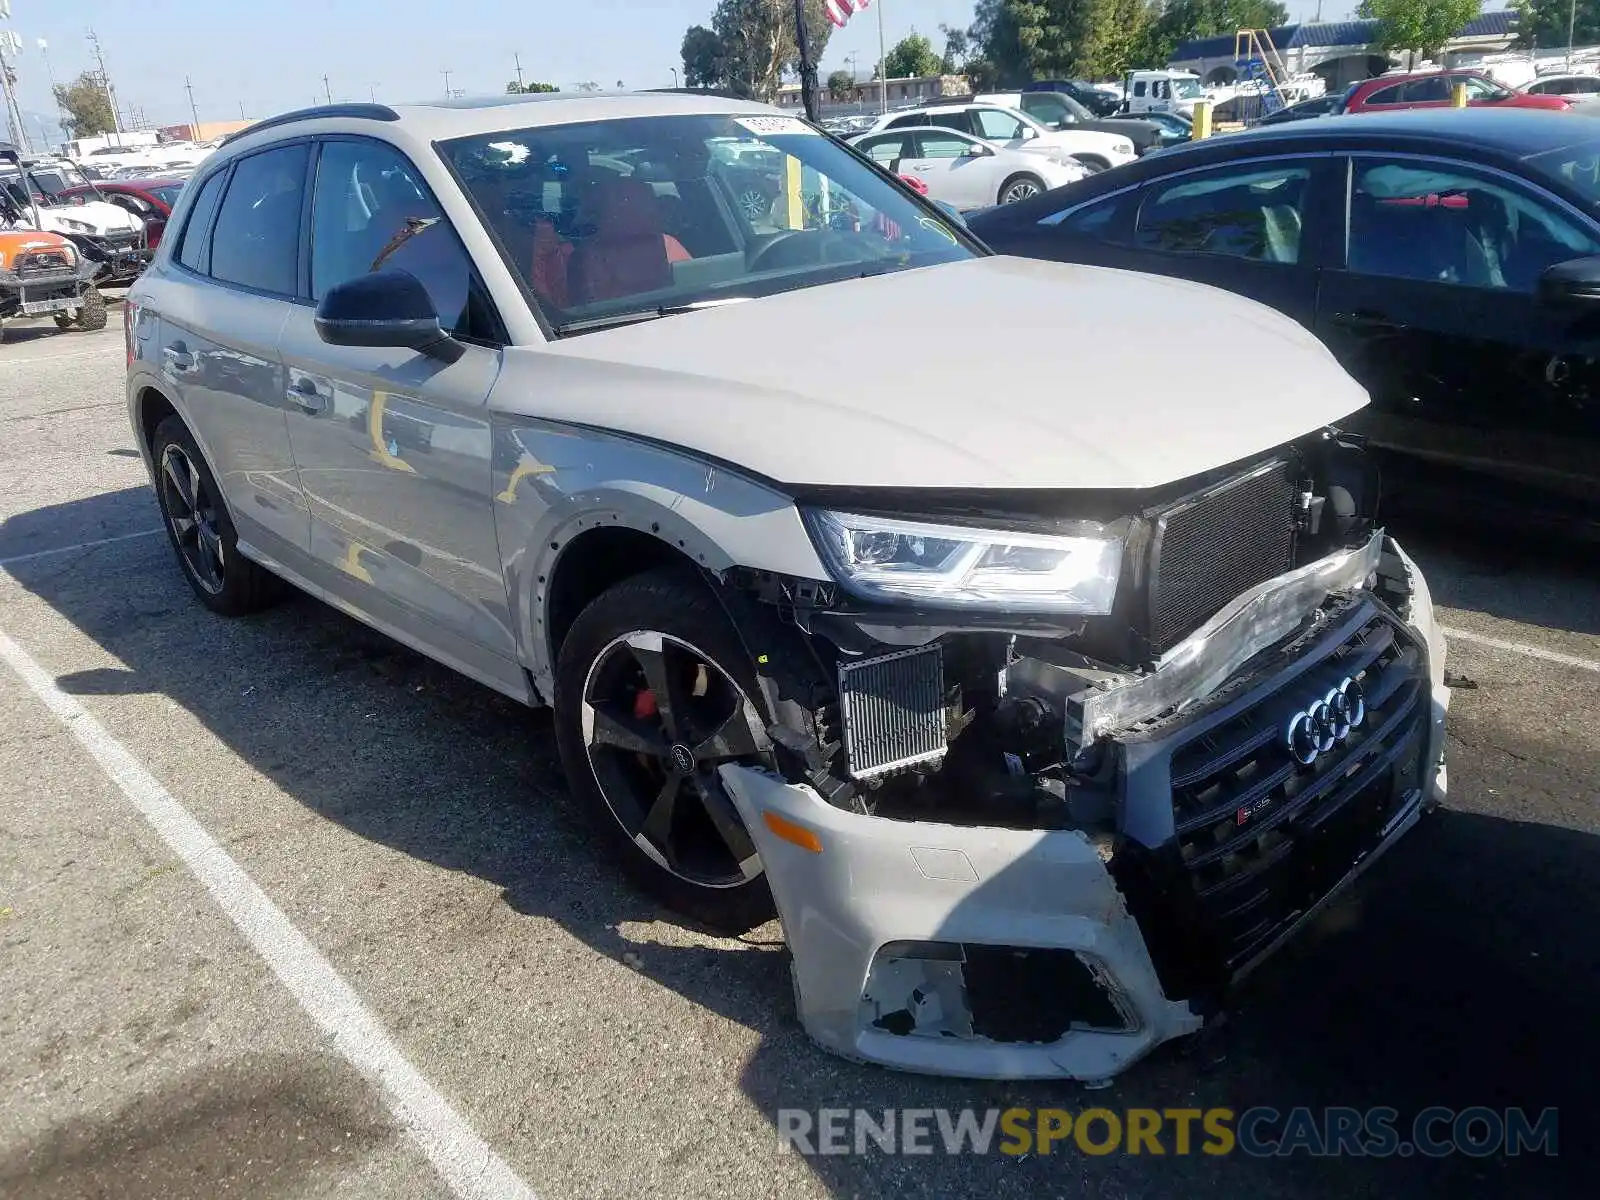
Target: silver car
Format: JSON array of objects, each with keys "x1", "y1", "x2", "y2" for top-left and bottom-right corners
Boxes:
[{"x1": 126, "y1": 92, "x2": 1449, "y2": 1082}]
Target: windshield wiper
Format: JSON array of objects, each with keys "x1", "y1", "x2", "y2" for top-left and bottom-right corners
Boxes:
[{"x1": 553, "y1": 296, "x2": 752, "y2": 335}]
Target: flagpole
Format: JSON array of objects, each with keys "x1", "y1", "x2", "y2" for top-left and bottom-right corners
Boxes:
[{"x1": 794, "y1": 0, "x2": 819, "y2": 120}]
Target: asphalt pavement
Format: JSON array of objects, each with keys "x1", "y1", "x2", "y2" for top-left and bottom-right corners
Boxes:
[{"x1": 0, "y1": 314, "x2": 1594, "y2": 1199}]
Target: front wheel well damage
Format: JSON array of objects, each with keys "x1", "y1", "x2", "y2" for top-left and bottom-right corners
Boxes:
[
  {"x1": 543, "y1": 526, "x2": 700, "y2": 662},
  {"x1": 135, "y1": 386, "x2": 178, "y2": 458}
]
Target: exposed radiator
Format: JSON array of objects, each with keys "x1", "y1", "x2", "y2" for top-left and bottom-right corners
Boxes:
[{"x1": 838, "y1": 645, "x2": 948, "y2": 780}]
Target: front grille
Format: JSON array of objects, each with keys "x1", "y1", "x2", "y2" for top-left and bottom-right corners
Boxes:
[
  {"x1": 838, "y1": 644, "x2": 947, "y2": 779},
  {"x1": 1116, "y1": 605, "x2": 1428, "y2": 1001},
  {"x1": 16, "y1": 250, "x2": 74, "y2": 277},
  {"x1": 1146, "y1": 460, "x2": 1296, "y2": 655}
]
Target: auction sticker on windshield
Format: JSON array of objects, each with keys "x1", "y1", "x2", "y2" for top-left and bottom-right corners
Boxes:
[{"x1": 734, "y1": 116, "x2": 818, "y2": 137}]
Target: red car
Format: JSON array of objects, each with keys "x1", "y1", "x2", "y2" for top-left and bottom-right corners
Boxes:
[
  {"x1": 57, "y1": 178, "x2": 187, "y2": 249},
  {"x1": 1343, "y1": 70, "x2": 1571, "y2": 115}
]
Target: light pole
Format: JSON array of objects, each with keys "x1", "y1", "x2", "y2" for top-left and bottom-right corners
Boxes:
[
  {"x1": 1569, "y1": 0, "x2": 1578, "y2": 72},
  {"x1": 670, "y1": 66, "x2": 678, "y2": 88}
]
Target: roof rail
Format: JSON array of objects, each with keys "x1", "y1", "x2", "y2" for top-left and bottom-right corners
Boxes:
[
  {"x1": 220, "y1": 103, "x2": 401, "y2": 146},
  {"x1": 641, "y1": 87, "x2": 753, "y2": 102}
]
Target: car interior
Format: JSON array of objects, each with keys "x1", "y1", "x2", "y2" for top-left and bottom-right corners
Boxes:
[
  {"x1": 1136, "y1": 169, "x2": 1307, "y2": 263},
  {"x1": 1351, "y1": 164, "x2": 1599, "y2": 291}
]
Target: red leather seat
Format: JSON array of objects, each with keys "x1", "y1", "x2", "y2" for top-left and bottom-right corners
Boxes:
[{"x1": 568, "y1": 177, "x2": 676, "y2": 304}]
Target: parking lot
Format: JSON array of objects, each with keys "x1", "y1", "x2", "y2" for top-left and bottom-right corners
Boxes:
[{"x1": 0, "y1": 310, "x2": 1595, "y2": 1199}]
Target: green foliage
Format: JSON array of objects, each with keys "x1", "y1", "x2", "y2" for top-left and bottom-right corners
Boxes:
[
  {"x1": 1512, "y1": 0, "x2": 1600, "y2": 48},
  {"x1": 884, "y1": 33, "x2": 946, "y2": 79},
  {"x1": 681, "y1": 25, "x2": 725, "y2": 89},
  {"x1": 939, "y1": 24, "x2": 972, "y2": 71},
  {"x1": 505, "y1": 81, "x2": 560, "y2": 94},
  {"x1": 676, "y1": 0, "x2": 834, "y2": 100},
  {"x1": 52, "y1": 73, "x2": 117, "y2": 138},
  {"x1": 1361, "y1": 0, "x2": 1483, "y2": 58},
  {"x1": 966, "y1": 0, "x2": 1287, "y2": 83},
  {"x1": 826, "y1": 68, "x2": 856, "y2": 97}
]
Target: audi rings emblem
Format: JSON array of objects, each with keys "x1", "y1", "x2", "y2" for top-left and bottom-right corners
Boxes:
[{"x1": 1285, "y1": 677, "x2": 1366, "y2": 766}]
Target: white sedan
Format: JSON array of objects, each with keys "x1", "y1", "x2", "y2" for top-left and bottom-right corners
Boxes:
[{"x1": 850, "y1": 126, "x2": 1087, "y2": 208}]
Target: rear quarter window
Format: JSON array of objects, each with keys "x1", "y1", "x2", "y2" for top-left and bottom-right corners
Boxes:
[{"x1": 175, "y1": 170, "x2": 228, "y2": 274}]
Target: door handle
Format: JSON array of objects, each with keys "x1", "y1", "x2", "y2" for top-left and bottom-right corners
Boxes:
[
  {"x1": 1332, "y1": 310, "x2": 1404, "y2": 334},
  {"x1": 286, "y1": 374, "x2": 331, "y2": 414},
  {"x1": 162, "y1": 343, "x2": 195, "y2": 373}
]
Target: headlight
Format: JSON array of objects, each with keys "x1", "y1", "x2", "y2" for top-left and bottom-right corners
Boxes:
[
  {"x1": 803, "y1": 509, "x2": 1123, "y2": 613},
  {"x1": 56, "y1": 218, "x2": 94, "y2": 233}
]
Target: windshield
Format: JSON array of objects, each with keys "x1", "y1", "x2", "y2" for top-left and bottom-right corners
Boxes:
[
  {"x1": 1173, "y1": 78, "x2": 1205, "y2": 100},
  {"x1": 1526, "y1": 139, "x2": 1600, "y2": 205},
  {"x1": 147, "y1": 183, "x2": 185, "y2": 207},
  {"x1": 439, "y1": 112, "x2": 977, "y2": 333}
]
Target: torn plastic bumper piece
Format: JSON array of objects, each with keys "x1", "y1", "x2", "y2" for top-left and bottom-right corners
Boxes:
[{"x1": 719, "y1": 764, "x2": 1204, "y2": 1081}]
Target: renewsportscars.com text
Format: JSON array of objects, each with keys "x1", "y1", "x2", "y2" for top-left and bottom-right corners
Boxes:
[{"x1": 776, "y1": 1106, "x2": 1559, "y2": 1158}]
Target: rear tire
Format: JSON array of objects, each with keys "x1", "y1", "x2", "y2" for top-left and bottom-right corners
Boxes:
[
  {"x1": 70, "y1": 287, "x2": 108, "y2": 332},
  {"x1": 553, "y1": 567, "x2": 787, "y2": 933},
  {"x1": 999, "y1": 173, "x2": 1046, "y2": 204},
  {"x1": 150, "y1": 415, "x2": 280, "y2": 616}
]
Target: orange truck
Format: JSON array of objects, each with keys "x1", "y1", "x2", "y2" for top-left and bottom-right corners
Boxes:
[{"x1": 0, "y1": 226, "x2": 107, "y2": 341}]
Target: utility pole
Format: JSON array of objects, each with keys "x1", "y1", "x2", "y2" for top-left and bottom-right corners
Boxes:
[
  {"x1": 185, "y1": 75, "x2": 201, "y2": 139},
  {"x1": 87, "y1": 28, "x2": 125, "y2": 147},
  {"x1": 792, "y1": 0, "x2": 819, "y2": 120},
  {"x1": 239, "y1": 99, "x2": 247, "y2": 119},
  {"x1": 38, "y1": 37, "x2": 66, "y2": 135},
  {"x1": 322, "y1": 74, "x2": 332, "y2": 104},
  {"x1": 514, "y1": 52, "x2": 524, "y2": 90},
  {"x1": 878, "y1": 0, "x2": 888, "y2": 115},
  {"x1": 441, "y1": 68, "x2": 452, "y2": 100},
  {"x1": 1569, "y1": 0, "x2": 1578, "y2": 72},
  {"x1": 368, "y1": 83, "x2": 378, "y2": 103},
  {"x1": 0, "y1": 29, "x2": 30, "y2": 154}
]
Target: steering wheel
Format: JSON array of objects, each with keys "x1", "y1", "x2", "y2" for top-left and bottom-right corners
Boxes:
[{"x1": 747, "y1": 228, "x2": 871, "y2": 274}]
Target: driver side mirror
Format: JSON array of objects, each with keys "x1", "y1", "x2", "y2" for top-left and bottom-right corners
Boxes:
[
  {"x1": 964, "y1": 143, "x2": 993, "y2": 157},
  {"x1": 315, "y1": 268, "x2": 461, "y2": 360},
  {"x1": 1019, "y1": 126, "x2": 1039, "y2": 140},
  {"x1": 1538, "y1": 255, "x2": 1600, "y2": 304}
]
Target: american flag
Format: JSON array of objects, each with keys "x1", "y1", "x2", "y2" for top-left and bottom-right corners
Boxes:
[{"x1": 824, "y1": 0, "x2": 871, "y2": 28}]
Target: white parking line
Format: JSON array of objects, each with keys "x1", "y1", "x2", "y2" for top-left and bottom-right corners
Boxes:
[
  {"x1": 0, "y1": 626, "x2": 538, "y2": 1200},
  {"x1": 0, "y1": 528, "x2": 165, "y2": 568},
  {"x1": 1440, "y1": 625, "x2": 1600, "y2": 674}
]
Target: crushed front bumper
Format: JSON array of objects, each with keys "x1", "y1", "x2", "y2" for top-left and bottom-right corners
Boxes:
[{"x1": 721, "y1": 534, "x2": 1450, "y2": 1082}]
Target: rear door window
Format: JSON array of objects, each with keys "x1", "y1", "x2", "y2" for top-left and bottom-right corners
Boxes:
[
  {"x1": 175, "y1": 169, "x2": 228, "y2": 274},
  {"x1": 208, "y1": 143, "x2": 310, "y2": 296},
  {"x1": 1136, "y1": 162, "x2": 1312, "y2": 263},
  {"x1": 1363, "y1": 82, "x2": 1405, "y2": 107}
]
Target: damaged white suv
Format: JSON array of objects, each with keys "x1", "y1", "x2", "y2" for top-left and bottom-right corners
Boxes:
[{"x1": 125, "y1": 93, "x2": 1449, "y2": 1082}]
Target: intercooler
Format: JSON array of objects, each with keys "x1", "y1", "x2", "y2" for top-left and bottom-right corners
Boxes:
[{"x1": 1145, "y1": 459, "x2": 1297, "y2": 657}]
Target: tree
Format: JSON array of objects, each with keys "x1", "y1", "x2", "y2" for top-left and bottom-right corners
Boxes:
[
  {"x1": 1359, "y1": 0, "x2": 1481, "y2": 68},
  {"x1": 826, "y1": 68, "x2": 856, "y2": 99},
  {"x1": 575, "y1": 81, "x2": 601, "y2": 92},
  {"x1": 681, "y1": 25, "x2": 725, "y2": 88},
  {"x1": 505, "y1": 81, "x2": 560, "y2": 94},
  {"x1": 1513, "y1": 0, "x2": 1600, "y2": 49},
  {"x1": 710, "y1": 0, "x2": 834, "y2": 100},
  {"x1": 52, "y1": 72, "x2": 117, "y2": 138},
  {"x1": 884, "y1": 32, "x2": 945, "y2": 79},
  {"x1": 940, "y1": 23, "x2": 972, "y2": 71},
  {"x1": 1133, "y1": 0, "x2": 1290, "y2": 71}
]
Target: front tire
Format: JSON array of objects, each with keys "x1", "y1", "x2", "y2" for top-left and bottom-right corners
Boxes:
[
  {"x1": 553, "y1": 568, "x2": 782, "y2": 933},
  {"x1": 150, "y1": 415, "x2": 279, "y2": 616},
  {"x1": 70, "y1": 287, "x2": 108, "y2": 331},
  {"x1": 999, "y1": 173, "x2": 1046, "y2": 204}
]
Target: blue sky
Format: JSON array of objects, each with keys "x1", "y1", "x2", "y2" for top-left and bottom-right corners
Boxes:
[{"x1": 6, "y1": 0, "x2": 1348, "y2": 133}]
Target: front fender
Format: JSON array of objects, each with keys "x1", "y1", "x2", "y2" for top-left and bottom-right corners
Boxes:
[{"x1": 489, "y1": 417, "x2": 828, "y2": 697}]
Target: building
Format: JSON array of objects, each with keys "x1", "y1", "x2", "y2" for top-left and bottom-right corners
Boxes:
[
  {"x1": 1169, "y1": 11, "x2": 1520, "y2": 92},
  {"x1": 157, "y1": 118, "x2": 256, "y2": 143},
  {"x1": 773, "y1": 73, "x2": 971, "y2": 112}
]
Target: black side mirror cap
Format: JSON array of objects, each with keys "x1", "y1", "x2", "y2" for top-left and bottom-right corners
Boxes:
[
  {"x1": 314, "y1": 268, "x2": 455, "y2": 356},
  {"x1": 1538, "y1": 255, "x2": 1600, "y2": 304}
]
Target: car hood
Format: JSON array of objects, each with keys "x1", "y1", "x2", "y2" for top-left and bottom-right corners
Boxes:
[
  {"x1": 522, "y1": 255, "x2": 1369, "y2": 491},
  {"x1": 42, "y1": 200, "x2": 141, "y2": 232}
]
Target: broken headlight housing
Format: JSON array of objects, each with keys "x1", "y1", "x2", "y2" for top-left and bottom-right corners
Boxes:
[{"x1": 803, "y1": 509, "x2": 1123, "y2": 614}]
